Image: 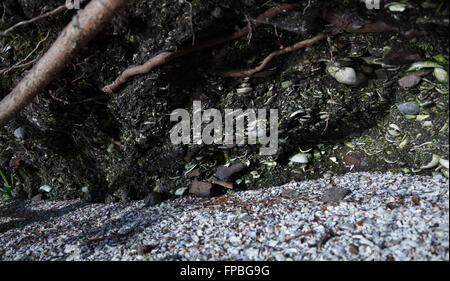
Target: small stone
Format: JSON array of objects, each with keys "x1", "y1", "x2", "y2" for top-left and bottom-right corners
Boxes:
[
  {"x1": 216, "y1": 163, "x2": 247, "y2": 180},
  {"x1": 327, "y1": 66, "x2": 361, "y2": 85},
  {"x1": 281, "y1": 188, "x2": 299, "y2": 198},
  {"x1": 144, "y1": 192, "x2": 162, "y2": 207},
  {"x1": 13, "y1": 127, "x2": 26, "y2": 140},
  {"x1": 211, "y1": 7, "x2": 224, "y2": 19},
  {"x1": 137, "y1": 244, "x2": 156, "y2": 255},
  {"x1": 31, "y1": 194, "x2": 42, "y2": 202},
  {"x1": 349, "y1": 244, "x2": 359, "y2": 255},
  {"x1": 434, "y1": 68, "x2": 449, "y2": 83},
  {"x1": 189, "y1": 179, "x2": 220, "y2": 197},
  {"x1": 343, "y1": 155, "x2": 361, "y2": 167},
  {"x1": 321, "y1": 187, "x2": 351, "y2": 202},
  {"x1": 185, "y1": 168, "x2": 200, "y2": 178},
  {"x1": 386, "y1": 202, "x2": 399, "y2": 210},
  {"x1": 411, "y1": 196, "x2": 420, "y2": 206},
  {"x1": 9, "y1": 159, "x2": 30, "y2": 169},
  {"x1": 398, "y1": 73, "x2": 422, "y2": 88},
  {"x1": 397, "y1": 101, "x2": 420, "y2": 115}
]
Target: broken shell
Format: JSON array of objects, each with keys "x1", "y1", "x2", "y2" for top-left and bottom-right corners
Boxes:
[
  {"x1": 175, "y1": 187, "x2": 188, "y2": 196},
  {"x1": 329, "y1": 157, "x2": 338, "y2": 164},
  {"x1": 387, "y1": 129, "x2": 401, "y2": 137},
  {"x1": 416, "y1": 115, "x2": 430, "y2": 121},
  {"x1": 289, "y1": 109, "x2": 305, "y2": 118},
  {"x1": 289, "y1": 153, "x2": 310, "y2": 164},
  {"x1": 407, "y1": 61, "x2": 444, "y2": 72},
  {"x1": 433, "y1": 68, "x2": 449, "y2": 84},
  {"x1": 261, "y1": 160, "x2": 277, "y2": 167},
  {"x1": 250, "y1": 171, "x2": 260, "y2": 179},
  {"x1": 385, "y1": 2, "x2": 407, "y2": 12},
  {"x1": 439, "y1": 159, "x2": 449, "y2": 170},
  {"x1": 422, "y1": 121, "x2": 433, "y2": 127},
  {"x1": 236, "y1": 87, "x2": 252, "y2": 94},
  {"x1": 398, "y1": 138, "x2": 409, "y2": 149},
  {"x1": 39, "y1": 185, "x2": 52, "y2": 193},
  {"x1": 420, "y1": 154, "x2": 440, "y2": 170}
]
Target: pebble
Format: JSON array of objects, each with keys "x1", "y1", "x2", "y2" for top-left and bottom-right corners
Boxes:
[
  {"x1": 321, "y1": 187, "x2": 351, "y2": 202},
  {"x1": 13, "y1": 127, "x2": 26, "y2": 140},
  {"x1": 328, "y1": 66, "x2": 361, "y2": 85},
  {"x1": 397, "y1": 101, "x2": 420, "y2": 115}
]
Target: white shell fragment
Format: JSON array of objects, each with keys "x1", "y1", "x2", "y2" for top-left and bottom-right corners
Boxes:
[
  {"x1": 289, "y1": 153, "x2": 310, "y2": 164},
  {"x1": 439, "y1": 159, "x2": 449, "y2": 170},
  {"x1": 236, "y1": 87, "x2": 253, "y2": 94},
  {"x1": 39, "y1": 185, "x2": 52, "y2": 193},
  {"x1": 386, "y1": 2, "x2": 407, "y2": 12},
  {"x1": 420, "y1": 154, "x2": 440, "y2": 170},
  {"x1": 175, "y1": 187, "x2": 188, "y2": 196},
  {"x1": 407, "y1": 61, "x2": 444, "y2": 72}
]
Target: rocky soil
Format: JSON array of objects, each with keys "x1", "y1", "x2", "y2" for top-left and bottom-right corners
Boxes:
[{"x1": 0, "y1": 0, "x2": 448, "y2": 204}]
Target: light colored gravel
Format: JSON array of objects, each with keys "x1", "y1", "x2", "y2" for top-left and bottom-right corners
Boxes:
[{"x1": 0, "y1": 172, "x2": 448, "y2": 261}]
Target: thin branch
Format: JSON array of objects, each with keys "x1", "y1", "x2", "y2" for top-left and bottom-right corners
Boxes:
[
  {"x1": 0, "y1": 4, "x2": 67, "y2": 37},
  {"x1": 0, "y1": 0, "x2": 133, "y2": 127},
  {"x1": 102, "y1": 3, "x2": 302, "y2": 93},
  {"x1": 0, "y1": 59, "x2": 37, "y2": 76},
  {"x1": 0, "y1": 31, "x2": 49, "y2": 75}
]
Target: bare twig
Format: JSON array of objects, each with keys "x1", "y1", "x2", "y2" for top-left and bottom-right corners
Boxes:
[
  {"x1": 317, "y1": 228, "x2": 335, "y2": 251},
  {"x1": 102, "y1": 3, "x2": 302, "y2": 93},
  {"x1": 0, "y1": 59, "x2": 37, "y2": 75},
  {"x1": 0, "y1": 4, "x2": 67, "y2": 37},
  {"x1": 0, "y1": 0, "x2": 133, "y2": 127},
  {"x1": 0, "y1": 31, "x2": 49, "y2": 75},
  {"x1": 284, "y1": 230, "x2": 314, "y2": 242}
]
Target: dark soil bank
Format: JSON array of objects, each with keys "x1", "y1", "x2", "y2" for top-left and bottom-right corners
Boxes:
[{"x1": 0, "y1": 0, "x2": 448, "y2": 202}]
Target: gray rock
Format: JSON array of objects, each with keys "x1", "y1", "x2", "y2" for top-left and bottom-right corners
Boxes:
[
  {"x1": 397, "y1": 102, "x2": 420, "y2": 115},
  {"x1": 13, "y1": 127, "x2": 26, "y2": 140},
  {"x1": 216, "y1": 163, "x2": 247, "y2": 180},
  {"x1": 321, "y1": 187, "x2": 351, "y2": 202}
]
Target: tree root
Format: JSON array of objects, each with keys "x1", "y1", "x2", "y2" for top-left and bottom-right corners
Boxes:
[
  {"x1": 0, "y1": 0, "x2": 133, "y2": 127},
  {"x1": 217, "y1": 32, "x2": 327, "y2": 78},
  {"x1": 101, "y1": 3, "x2": 302, "y2": 93}
]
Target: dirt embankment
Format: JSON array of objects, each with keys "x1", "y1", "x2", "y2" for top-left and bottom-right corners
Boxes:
[{"x1": 0, "y1": 0, "x2": 448, "y2": 203}]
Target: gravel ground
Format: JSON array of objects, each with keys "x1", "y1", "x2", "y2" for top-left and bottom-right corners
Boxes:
[{"x1": 0, "y1": 172, "x2": 448, "y2": 261}]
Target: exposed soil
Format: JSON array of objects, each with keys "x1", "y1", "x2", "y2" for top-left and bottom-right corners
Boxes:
[{"x1": 0, "y1": 0, "x2": 448, "y2": 203}]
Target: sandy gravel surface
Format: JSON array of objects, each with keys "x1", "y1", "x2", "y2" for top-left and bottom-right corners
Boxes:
[{"x1": 0, "y1": 172, "x2": 448, "y2": 261}]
